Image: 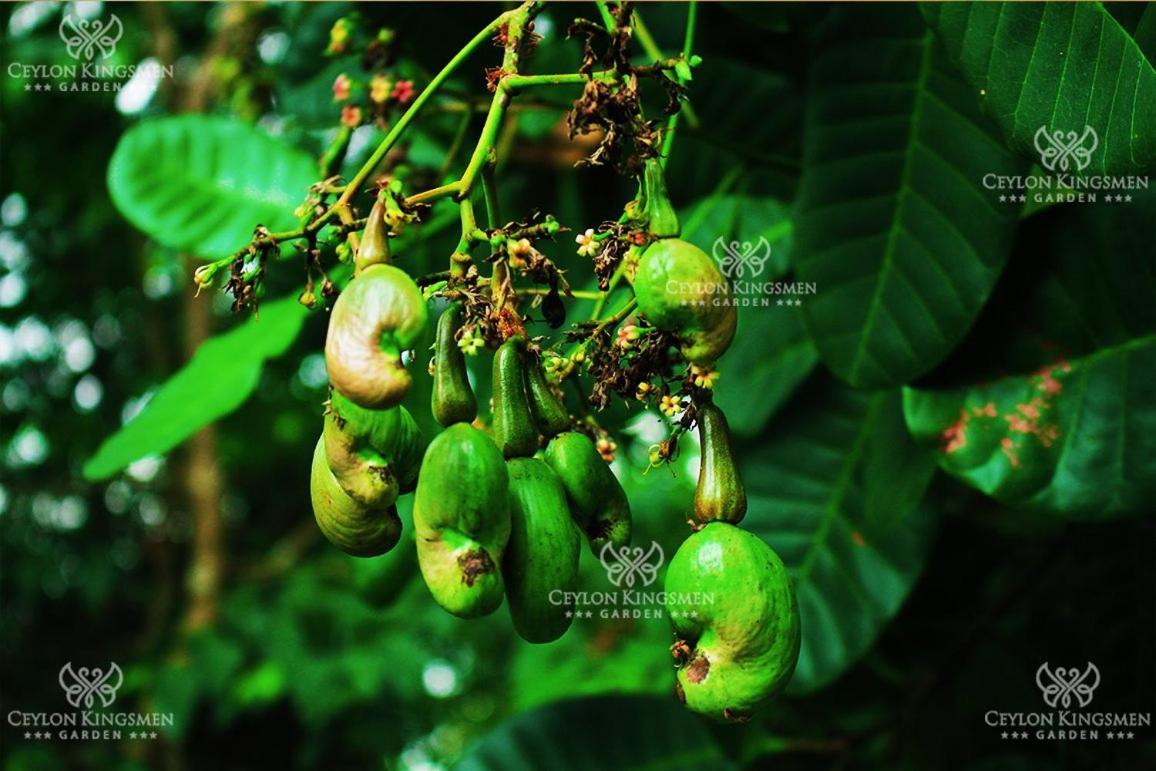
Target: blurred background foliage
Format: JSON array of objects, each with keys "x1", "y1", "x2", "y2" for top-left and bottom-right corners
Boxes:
[{"x1": 1, "y1": 2, "x2": 1153, "y2": 770}]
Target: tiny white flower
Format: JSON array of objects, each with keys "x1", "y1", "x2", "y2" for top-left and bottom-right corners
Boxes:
[{"x1": 575, "y1": 228, "x2": 599, "y2": 258}]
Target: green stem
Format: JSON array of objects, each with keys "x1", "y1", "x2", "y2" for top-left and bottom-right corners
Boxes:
[
  {"x1": 632, "y1": 8, "x2": 700, "y2": 130},
  {"x1": 661, "y1": 0, "x2": 697, "y2": 162},
  {"x1": 308, "y1": 2, "x2": 533, "y2": 231}
]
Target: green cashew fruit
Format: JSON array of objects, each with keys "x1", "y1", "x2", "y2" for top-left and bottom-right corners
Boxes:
[
  {"x1": 491, "y1": 338, "x2": 538, "y2": 458},
  {"x1": 632, "y1": 239, "x2": 737, "y2": 365},
  {"x1": 354, "y1": 198, "x2": 390, "y2": 274},
  {"x1": 524, "y1": 350, "x2": 570, "y2": 438},
  {"x1": 309, "y1": 437, "x2": 401, "y2": 557},
  {"x1": 431, "y1": 303, "x2": 478, "y2": 427},
  {"x1": 323, "y1": 390, "x2": 424, "y2": 506},
  {"x1": 543, "y1": 431, "x2": 631, "y2": 554},
  {"x1": 413, "y1": 423, "x2": 511, "y2": 618},
  {"x1": 665, "y1": 522, "x2": 800, "y2": 722},
  {"x1": 325, "y1": 263, "x2": 428, "y2": 409},
  {"x1": 694, "y1": 403, "x2": 747, "y2": 524},
  {"x1": 503, "y1": 458, "x2": 581, "y2": 643}
]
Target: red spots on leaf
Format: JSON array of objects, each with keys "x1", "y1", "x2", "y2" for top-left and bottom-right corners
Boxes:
[
  {"x1": 941, "y1": 410, "x2": 968, "y2": 454},
  {"x1": 1001, "y1": 437, "x2": 1020, "y2": 468},
  {"x1": 852, "y1": 531, "x2": 866, "y2": 548},
  {"x1": 972, "y1": 402, "x2": 998, "y2": 418}
]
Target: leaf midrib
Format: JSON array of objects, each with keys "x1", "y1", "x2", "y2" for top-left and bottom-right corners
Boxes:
[
  {"x1": 795, "y1": 393, "x2": 887, "y2": 583},
  {"x1": 847, "y1": 30, "x2": 934, "y2": 384}
]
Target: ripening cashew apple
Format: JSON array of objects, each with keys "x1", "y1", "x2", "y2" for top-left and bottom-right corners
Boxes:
[
  {"x1": 694, "y1": 403, "x2": 747, "y2": 524},
  {"x1": 325, "y1": 263, "x2": 428, "y2": 409},
  {"x1": 632, "y1": 238, "x2": 738, "y2": 365},
  {"x1": 309, "y1": 437, "x2": 402, "y2": 558},
  {"x1": 543, "y1": 431, "x2": 631, "y2": 554},
  {"x1": 502, "y1": 457, "x2": 581, "y2": 643},
  {"x1": 413, "y1": 423, "x2": 511, "y2": 618},
  {"x1": 322, "y1": 390, "x2": 424, "y2": 507},
  {"x1": 665, "y1": 522, "x2": 801, "y2": 722}
]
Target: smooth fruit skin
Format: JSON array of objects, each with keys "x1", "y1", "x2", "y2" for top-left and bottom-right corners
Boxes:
[
  {"x1": 543, "y1": 431, "x2": 631, "y2": 554},
  {"x1": 413, "y1": 423, "x2": 511, "y2": 618},
  {"x1": 309, "y1": 437, "x2": 401, "y2": 558},
  {"x1": 491, "y1": 338, "x2": 538, "y2": 459},
  {"x1": 323, "y1": 391, "x2": 424, "y2": 506},
  {"x1": 633, "y1": 238, "x2": 737, "y2": 365},
  {"x1": 503, "y1": 458, "x2": 581, "y2": 643},
  {"x1": 354, "y1": 198, "x2": 389, "y2": 274},
  {"x1": 694, "y1": 403, "x2": 747, "y2": 524},
  {"x1": 431, "y1": 303, "x2": 478, "y2": 427},
  {"x1": 665, "y1": 522, "x2": 801, "y2": 722},
  {"x1": 325, "y1": 263, "x2": 428, "y2": 409},
  {"x1": 524, "y1": 351, "x2": 570, "y2": 437}
]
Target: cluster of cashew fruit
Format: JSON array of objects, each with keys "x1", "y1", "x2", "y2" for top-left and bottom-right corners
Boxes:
[{"x1": 309, "y1": 168, "x2": 800, "y2": 721}]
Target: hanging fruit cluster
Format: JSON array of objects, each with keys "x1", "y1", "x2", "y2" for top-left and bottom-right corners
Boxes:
[{"x1": 194, "y1": 0, "x2": 803, "y2": 723}]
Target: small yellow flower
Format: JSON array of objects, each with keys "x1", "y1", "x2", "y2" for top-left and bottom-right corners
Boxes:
[
  {"x1": 327, "y1": 18, "x2": 351, "y2": 55},
  {"x1": 457, "y1": 327, "x2": 485, "y2": 356},
  {"x1": 690, "y1": 364, "x2": 719, "y2": 389},
  {"x1": 596, "y1": 437, "x2": 618, "y2": 463},
  {"x1": 635, "y1": 381, "x2": 654, "y2": 401},
  {"x1": 575, "y1": 228, "x2": 600, "y2": 258},
  {"x1": 370, "y1": 75, "x2": 392, "y2": 104},
  {"x1": 659, "y1": 394, "x2": 684, "y2": 418}
]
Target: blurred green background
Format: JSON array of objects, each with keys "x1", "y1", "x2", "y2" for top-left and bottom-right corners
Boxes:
[{"x1": 2, "y1": 2, "x2": 1153, "y2": 770}]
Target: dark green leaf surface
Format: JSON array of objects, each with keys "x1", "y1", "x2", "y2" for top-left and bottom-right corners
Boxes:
[
  {"x1": 453, "y1": 696, "x2": 735, "y2": 771},
  {"x1": 924, "y1": 2, "x2": 1156, "y2": 175},
  {"x1": 794, "y1": 7, "x2": 1024, "y2": 388},
  {"x1": 739, "y1": 374, "x2": 938, "y2": 692},
  {"x1": 82, "y1": 296, "x2": 310, "y2": 480},
  {"x1": 107, "y1": 115, "x2": 316, "y2": 258},
  {"x1": 904, "y1": 334, "x2": 1156, "y2": 519}
]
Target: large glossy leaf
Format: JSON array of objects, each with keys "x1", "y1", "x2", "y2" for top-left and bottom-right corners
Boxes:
[
  {"x1": 453, "y1": 696, "x2": 736, "y2": 771},
  {"x1": 739, "y1": 373, "x2": 938, "y2": 692},
  {"x1": 82, "y1": 296, "x2": 310, "y2": 481},
  {"x1": 793, "y1": 7, "x2": 1025, "y2": 388},
  {"x1": 924, "y1": 2, "x2": 1156, "y2": 175},
  {"x1": 904, "y1": 335, "x2": 1156, "y2": 519},
  {"x1": 108, "y1": 115, "x2": 316, "y2": 258}
]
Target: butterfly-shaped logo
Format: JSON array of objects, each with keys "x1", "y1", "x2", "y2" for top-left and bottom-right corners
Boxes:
[
  {"x1": 1033, "y1": 125, "x2": 1098, "y2": 173},
  {"x1": 59, "y1": 662, "x2": 124, "y2": 709},
  {"x1": 59, "y1": 14, "x2": 123, "y2": 61},
  {"x1": 599, "y1": 542, "x2": 664, "y2": 588},
  {"x1": 1035, "y1": 662, "x2": 1099, "y2": 709},
  {"x1": 712, "y1": 236, "x2": 772, "y2": 280}
]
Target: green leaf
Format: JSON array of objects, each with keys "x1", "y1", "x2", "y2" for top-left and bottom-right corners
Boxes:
[
  {"x1": 739, "y1": 374, "x2": 938, "y2": 692},
  {"x1": 453, "y1": 696, "x2": 736, "y2": 771},
  {"x1": 904, "y1": 335, "x2": 1156, "y2": 519},
  {"x1": 793, "y1": 7, "x2": 1024, "y2": 388},
  {"x1": 82, "y1": 296, "x2": 310, "y2": 481},
  {"x1": 108, "y1": 115, "x2": 316, "y2": 258},
  {"x1": 923, "y1": 2, "x2": 1156, "y2": 175}
]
